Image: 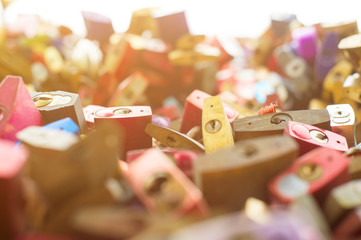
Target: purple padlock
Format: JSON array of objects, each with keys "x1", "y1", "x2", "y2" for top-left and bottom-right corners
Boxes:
[
  {"x1": 292, "y1": 26, "x2": 318, "y2": 62},
  {"x1": 314, "y1": 32, "x2": 339, "y2": 84}
]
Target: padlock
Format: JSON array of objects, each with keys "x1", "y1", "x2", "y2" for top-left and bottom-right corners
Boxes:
[
  {"x1": 269, "y1": 147, "x2": 349, "y2": 205},
  {"x1": 82, "y1": 105, "x2": 104, "y2": 130},
  {"x1": 270, "y1": 13, "x2": 297, "y2": 39},
  {"x1": 321, "y1": 20, "x2": 358, "y2": 40},
  {"x1": 338, "y1": 33, "x2": 361, "y2": 73},
  {"x1": 180, "y1": 89, "x2": 238, "y2": 134},
  {"x1": 251, "y1": 27, "x2": 274, "y2": 67},
  {"x1": 323, "y1": 180, "x2": 361, "y2": 228},
  {"x1": 108, "y1": 72, "x2": 149, "y2": 107},
  {"x1": 322, "y1": 60, "x2": 353, "y2": 103},
  {"x1": 233, "y1": 109, "x2": 331, "y2": 142},
  {"x1": 126, "y1": 148, "x2": 201, "y2": 180},
  {"x1": 0, "y1": 75, "x2": 43, "y2": 141},
  {"x1": 284, "y1": 121, "x2": 348, "y2": 155},
  {"x1": 94, "y1": 106, "x2": 152, "y2": 158},
  {"x1": 176, "y1": 34, "x2": 205, "y2": 50},
  {"x1": 41, "y1": 178, "x2": 129, "y2": 234},
  {"x1": 127, "y1": 8, "x2": 159, "y2": 37},
  {"x1": 168, "y1": 45, "x2": 220, "y2": 67},
  {"x1": 194, "y1": 135, "x2": 298, "y2": 210},
  {"x1": 292, "y1": 26, "x2": 318, "y2": 62},
  {"x1": 81, "y1": 11, "x2": 114, "y2": 44},
  {"x1": 326, "y1": 104, "x2": 356, "y2": 147},
  {"x1": 145, "y1": 123, "x2": 205, "y2": 152},
  {"x1": 343, "y1": 73, "x2": 361, "y2": 104},
  {"x1": 348, "y1": 155, "x2": 361, "y2": 181},
  {"x1": 92, "y1": 72, "x2": 118, "y2": 106},
  {"x1": 314, "y1": 32, "x2": 339, "y2": 84},
  {"x1": 71, "y1": 205, "x2": 149, "y2": 240},
  {"x1": 31, "y1": 90, "x2": 87, "y2": 133},
  {"x1": 290, "y1": 195, "x2": 332, "y2": 239},
  {"x1": 193, "y1": 61, "x2": 219, "y2": 94},
  {"x1": 202, "y1": 36, "x2": 236, "y2": 66},
  {"x1": 138, "y1": 39, "x2": 174, "y2": 75},
  {"x1": 17, "y1": 122, "x2": 126, "y2": 208},
  {"x1": 125, "y1": 148, "x2": 208, "y2": 216},
  {"x1": 43, "y1": 117, "x2": 80, "y2": 135},
  {"x1": 202, "y1": 96, "x2": 234, "y2": 153},
  {"x1": 103, "y1": 33, "x2": 139, "y2": 81},
  {"x1": 332, "y1": 206, "x2": 361, "y2": 239},
  {"x1": 274, "y1": 44, "x2": 312, "y2": 99},
  {"x1": 153, "y1": 10, "x2": 189, "y2": 46},
  {"x1": 0, "y1": 46, "x2": 33, "y2": 83},
  {"x1": 0, "y1": 139, "x2": 28, "y2": 240}
]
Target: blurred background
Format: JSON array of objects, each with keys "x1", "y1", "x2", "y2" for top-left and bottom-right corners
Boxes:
[{"x1": 3, "y1": 0, "x2": 361, "y2": 38}]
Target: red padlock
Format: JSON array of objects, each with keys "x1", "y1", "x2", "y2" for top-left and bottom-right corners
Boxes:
[
  {"x1": 125, "y1": 148, "x2": 208, "y2": 217},
  {"x1": 107, "y1": 72, "x2": 149, "y2": 107},
  {"x1": 92, "y1": 72, "x2": 118, "y2": 106},
  {"x1": 0, "y1": 75, "x2": 43, "y2": 141},
  {"x1": 269, "y1": 147, "x2": 349, "y2": 205},
  {"x1": 0, "y1": 139, "x2": 28, "y2": 240},
  {"x1": 284, "y1": 121, "x2": 348, "y2": 155},
  {"x1": 94, "y1": 106, "x2": 152, "y2": 158}
]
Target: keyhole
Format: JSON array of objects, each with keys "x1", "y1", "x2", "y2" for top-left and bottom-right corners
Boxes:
[
  {"x1": 297, "y1": 163, "x2": 322, "y2": 182},
  {"x1": 33, "y1": 94, "x2": 53, "y2": 107},
  {"x1": 113, "y1": 108, "x2": 132, "y2": 115},
  {"x1": 166, "y1": 134, "x2": 179, "y2": 147},
  {"x1": 270, "y1": 113, "x2": 293, "y2": 125},
  {"x1": 205, "y1": 119, "x2": 222, "y2": 133}
]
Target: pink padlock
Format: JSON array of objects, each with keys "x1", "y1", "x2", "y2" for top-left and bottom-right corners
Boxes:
[
  {"x1": 0, "y1": 76, "x2": 43, "y2": 141},
  {"x1": 284, "y1": 121, "x2": 348, "y2": 155},
  {"x1": 125, "y1": 148, "x2": 208, "y2": 217},
  {"x1": 0, "y1": 139, "x2": 28, "y2": 240}
]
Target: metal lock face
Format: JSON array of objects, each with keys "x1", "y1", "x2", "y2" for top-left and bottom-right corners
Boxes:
[
  {"x1": 33, "y1": 94, "x2": 72, "y2": 108},
  {"x1": 144, "y1": 172, "x2": 186, "y2": 213}
]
